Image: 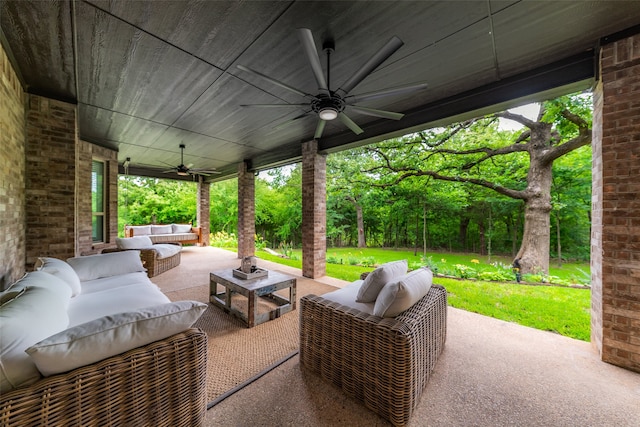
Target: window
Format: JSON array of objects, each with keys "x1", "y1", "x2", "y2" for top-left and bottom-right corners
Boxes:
[{"x1": 92, "y1": 160, "x2": 105, "y2": 242}]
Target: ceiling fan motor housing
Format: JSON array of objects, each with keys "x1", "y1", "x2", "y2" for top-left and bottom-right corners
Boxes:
[{"x1": 312, "y1": 93, "x2": 345, "y2": 120}]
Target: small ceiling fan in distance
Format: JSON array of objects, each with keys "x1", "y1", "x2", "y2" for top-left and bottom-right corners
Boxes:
[
  {"x1": 163, "y1": 144, "x2": 219, "y2": 177},
  {"x1": 237, "y1": 28, "x2": 428, "y2": 139}
]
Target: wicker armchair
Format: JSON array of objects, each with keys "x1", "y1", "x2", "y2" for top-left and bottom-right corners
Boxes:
[
  {"x1": 300, "y1": 284, "x2": 447, "y2": 427},
  {"x1": 102, "y1": 243, "x2": 181, "y2": 277},
  {"x1": 0, "y1": 328, "x2": 207, "y2": 427}
]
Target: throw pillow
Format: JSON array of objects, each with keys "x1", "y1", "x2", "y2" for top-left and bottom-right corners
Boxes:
[
  {"x1": 172, "y1": 223, "x2": 193, "y2": 233},
  {"x1": 151, "y1": 225, "x2": 173, "y2": 235},
  {"x1": 27, "y1": 300, "x2": 207, "y2": 376},
  {"x1": 356, "y1": 259, "x2": 408, "y2": 303},
  {"x1": 0, "y1": 281, "x2": 70, "y2": 392},
  {"x1": 67, "y1": 251, "x2": 146, "y2": 281},
  {"x1": 373, "y1": 268, "x2": 433, "y2": 318},
  {"x1": 116, "y1": 236, "x2": 154, "y2": 249},
  {"x1": 34, "y1": 257, "x2": 83, "y2": 297}
]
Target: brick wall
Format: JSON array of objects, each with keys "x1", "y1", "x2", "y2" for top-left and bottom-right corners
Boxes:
[
  {"x1": 301, "y1": 140, "x2": 326, "y2": 278},
  {"x1": 0, "y1": 42, "x2": 26, "y2": 289},
  {"x1": 592, "y1": 32, "x2": 640, "y2": 372},
  {"x1": 24, "y1": 95, "x2": 77, "y2": 268},
  {"x1": 197, "y1": 178, "x2": 210, "y2": 246},
  {"x1": 237, "y1": 161, "x2": 255, "y2": 258}
]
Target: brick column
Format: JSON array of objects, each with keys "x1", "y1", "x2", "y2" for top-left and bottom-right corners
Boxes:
[
  {"x1": 301, "y1": 140, "x2": 326, "y2": 278},
  {"x1": 591, "y1": 31, "x2": 640, "y2": 373},
  {"x1": 197, "y1": 177, "x2": 210, "y2": 247},
  {"x1": 237, "y1": 161, "x2": 255, "y2": 258},
  {"x1": 25, "y1": 95, "x2": 77, "y2": 267},
  {"x1": 0, "y1": 42, "x2": 26, "y2": 288}
]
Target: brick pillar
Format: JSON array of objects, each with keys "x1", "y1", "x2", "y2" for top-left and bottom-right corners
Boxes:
[
  {"x1": 0, "y1": 41, "x2": 26, "y2": 288},
  {"x1": 591, "y1": 31, "x2": 640, "y2": 373},
  {"x1": 25, "y1": 95, "x2": 77, "y2": 268},
  {"x1": 301, "y1": 140, "x2": 326, "y2": 278},
  {"x1": 197, "y1": 177, "x2": 210, "y2": 246},
  {"x1": 237, "y1": 161, "x2": 255, "y2": 258}
]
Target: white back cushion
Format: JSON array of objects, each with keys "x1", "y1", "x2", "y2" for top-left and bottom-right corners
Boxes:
[
  {"x1": 151, "y1": 225, "x2": 172, "y2": 235},
  {"x1": 27, "y1": 301, "x2": 207, "y2": 376},
  {"x1": 129, "y1": 225, "x2": 151, "y2": 235},
  {"x1": 34, "y1": 257, "x2": 82, "y2": 297},
  {"x1": 0, "y1": 275, "x2": 70, "y2": 392},
  {"x1": 373, "y1": 268, "x2": 433, "y2": 318},
  {"x1": 172, "y1": 223, "x2": 192, "y2": 233},
  {"x1": 67, "y1": 251, "x2": 146, "y2": 281},
  {"x1": 356, "y1": 259, "x2": 408, "y2": 303},
  {"x1": 116, "y1": 236, "x2": 154, "y2": 249}
]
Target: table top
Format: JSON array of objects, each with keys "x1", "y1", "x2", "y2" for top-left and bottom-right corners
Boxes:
[{"x1": 210, "y1": 269, "x2": 295, "y2": 291}]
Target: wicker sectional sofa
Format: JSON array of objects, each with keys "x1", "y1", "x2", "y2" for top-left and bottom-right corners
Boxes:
[
  {"x1": 0, "y1": 252, "x2": 208, "y2": 426},
  {"x1": 300, "y1": 263, "x2": 447, "y2": 427}
]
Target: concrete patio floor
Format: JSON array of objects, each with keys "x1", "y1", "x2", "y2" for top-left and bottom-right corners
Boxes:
[{"x1": 173, "y1": 247, "x2": 640, "y2": 426}]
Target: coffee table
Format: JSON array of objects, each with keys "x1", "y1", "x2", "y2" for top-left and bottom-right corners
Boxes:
[{"x1": 209, "y1": 269, "x2": 297, "y2": 328}]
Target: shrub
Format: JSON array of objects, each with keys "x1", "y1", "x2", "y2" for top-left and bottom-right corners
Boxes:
[{"x1": 210, "y1": 231, "x2": 237, "y2": 247}]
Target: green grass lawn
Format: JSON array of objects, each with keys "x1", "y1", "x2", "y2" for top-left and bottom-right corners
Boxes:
[{"x1": 256, "y1": 247, "x2": 591, "y2": 341}]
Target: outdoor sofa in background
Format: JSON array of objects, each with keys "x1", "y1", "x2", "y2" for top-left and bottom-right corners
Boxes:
[{"x1": 125, "y1": 223, "x2": 203, "y2": 245}]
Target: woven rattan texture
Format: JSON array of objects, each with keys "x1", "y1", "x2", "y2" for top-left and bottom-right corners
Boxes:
[
  {"x1": 299, "y1": 284, "x2": 447, "y2": 427},
  {"x1": 0, "y1": 328, "x2": 207, "y2": 427},
  {"x1": 102, "y1": 245, "x2": 181, "y2": 277}
]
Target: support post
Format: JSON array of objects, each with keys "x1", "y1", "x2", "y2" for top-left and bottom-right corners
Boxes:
[
  {"x1": 301, "y1": 140, "x2": 326, "y2": 278},
  {"x1": 237, "y1": 160, "x2": 255, "y2": 258}
]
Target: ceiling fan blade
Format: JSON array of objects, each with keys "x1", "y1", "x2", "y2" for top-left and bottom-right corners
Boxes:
[
  {"x1": 240, "y1": 103, "x2": 310, "y2": 108},
  {"x1": 297, "y1": 28, "x2": 329, "y2": 93},
  {"x1": 273, "y1": 111, "x2": 312, "y2": 131},
  {"x1": 348, "y1": 105, "x2": 404, "y2": 120},
  {"x1": 237, "y1": 64, "x2": 311, "y2": 98},
  {"x1": 338, "y1": 112, "x2": 364, "y2": 135},
  {"x1": 314, "y1": 119, "x2": 326, "y2": 139},
  {"x1": 345, "y1": 81, "x2": 429, "y2": 103},
  {"x1": 161, "y1": 169, "x2": 176, "y2": 173},
  {"x1": 336, "y1": 36, "x2": 404, "y2": 97}
]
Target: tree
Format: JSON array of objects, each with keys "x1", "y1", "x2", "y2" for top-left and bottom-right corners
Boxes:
[{"x1": 362, "y1": 94, "x2": 592, "y2": 274}]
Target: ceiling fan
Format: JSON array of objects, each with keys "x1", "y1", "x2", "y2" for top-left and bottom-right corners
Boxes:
[
  {"x1": 162, "y1": 144, "x2": 219, "y2": 177},
  {"x1": 237, "y1": 28, "x2": 428, "y2": 139}
]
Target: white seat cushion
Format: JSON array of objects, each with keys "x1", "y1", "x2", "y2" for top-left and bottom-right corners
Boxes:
[
  {"x1": 320, "y1": 281, "x2": 375, "y2": 315},
  {"x1": 67, "y1": 282, "x2": 170, "y2": 327},
  {"x1": 152, "y1": 244, "x2": 182, "y2": 259}
]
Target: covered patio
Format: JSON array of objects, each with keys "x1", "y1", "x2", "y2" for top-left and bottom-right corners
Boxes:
[
  {"x1": 155, "y1": 246, "x2": 640, "y2": 426},
  {"x1": 1, "y1": 0, "x2": 639, "y2": 403}
]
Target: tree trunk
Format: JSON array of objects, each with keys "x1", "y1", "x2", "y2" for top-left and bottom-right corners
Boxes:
[
  {"x1": 355, "y1": 203, "x2": 366, "y2": 248},
  {"x1": 515, "y1": 153, "x2": 553, "y2": 274},
  {"x1": 459, "y1": 216, "x2": 470, "y2": 250}
]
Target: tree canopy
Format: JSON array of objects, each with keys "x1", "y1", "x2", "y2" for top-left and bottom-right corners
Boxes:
[{"x1": 118, "y1": 94, "x2": 593, "y2": 271}]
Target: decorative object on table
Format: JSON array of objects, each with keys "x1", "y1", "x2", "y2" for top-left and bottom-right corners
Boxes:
[{"x1": 233, "y1": 256, "x2": 268, "y2": 280}]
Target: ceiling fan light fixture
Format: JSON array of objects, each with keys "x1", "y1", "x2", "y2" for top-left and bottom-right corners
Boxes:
[
  {"x1": 319, "y1": 107, "x2": 338, "y2": 121},
  {"x1": 177, "y1": 171, "x2": 189, "y2": 176}
]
